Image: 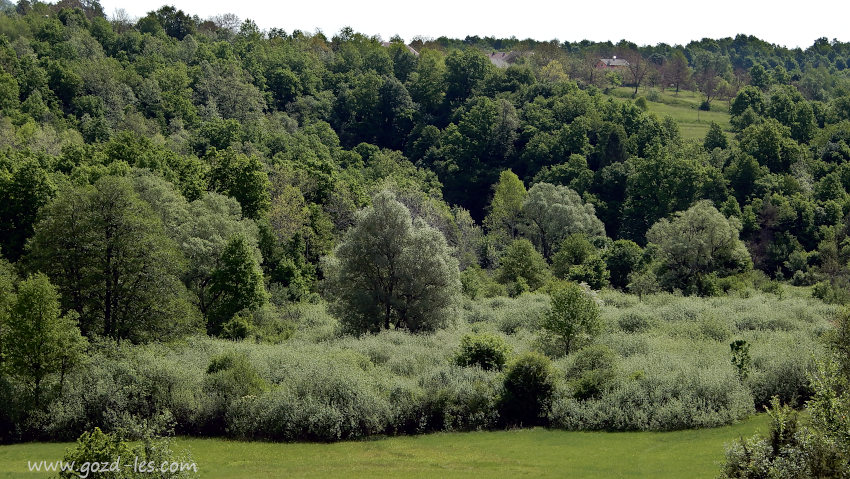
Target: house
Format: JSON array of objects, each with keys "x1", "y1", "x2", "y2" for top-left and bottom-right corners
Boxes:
[
  {"x1": 487, "y1": 51, "x2": 521, "y2": 68},
  {"x1": 381, "y1": 41, "x2": 419, "y2": 57},
  {"x1": 595, "y1": 57, "x2": 630, "y2": 69}
]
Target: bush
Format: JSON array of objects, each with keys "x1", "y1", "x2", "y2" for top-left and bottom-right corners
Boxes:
[
  {"x1": 455, "y1": 333, "x2": 512, "y2": 371},
  {"x1": 416, "y1": 366, "x2": 501, "y2": 432},
  {"x1": 566, "y1": 344, "x2": 618, "y2": 400},
  {"x1": 617, "y1": 310, "x2": 653, "y2": 333},
  {"x1": 59, "y1": 428, "x2": 197, "y2": 478},
  {"x1": 500, "y1": 352, "x2": 556, "y2": 426}
]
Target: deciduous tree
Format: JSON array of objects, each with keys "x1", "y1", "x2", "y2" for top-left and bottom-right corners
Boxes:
[{"x1": 324, "y1": 190, "x2": 460, "y2": 333}]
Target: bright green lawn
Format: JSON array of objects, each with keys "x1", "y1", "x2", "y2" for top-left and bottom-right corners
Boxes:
[
  {"x1": 1, "y1": 415, "x2": 768, "y2": 478},
  {"x1": 605, "y1": 86, "x2": 733, "y2": 140}
]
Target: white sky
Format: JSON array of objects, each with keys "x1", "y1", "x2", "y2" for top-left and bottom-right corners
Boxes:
[{"x1": 98, "y1": 0, "x2": 849, "y2": 49}]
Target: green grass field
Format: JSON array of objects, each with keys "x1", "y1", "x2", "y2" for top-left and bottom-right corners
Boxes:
[
  {"x1": 605, "y1": 86, "x2": 733, "y2": 140},
  {"x1": 1, "y1": 415, "x2": 768, "y2": 478}
]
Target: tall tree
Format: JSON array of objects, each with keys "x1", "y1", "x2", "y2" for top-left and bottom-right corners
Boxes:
[
  {"x1": 521, "y1": 183, "x2": 605, "y2": 259},
  {"x1": 665, "y1": 50, "x2": 691, "y2": 94},
  {"x1": 324, "y1": 190, "x2": 460, "y2": 333},
  {"x1": 4, "y1": 274, "x2": 85, "y2": 409},
  {"x1": 28, "y1": 176, "x2": 194, "y2": 341},
  {"x1": 484, "y1": 170, "x2": 527, "y2": 245},
  {"x1": 206, "y1": 149, "x2": 271, "y2": 220},
  {"x1": 646, "y1": 201, "x2": 751, "y2": 295},
  {"x1": 206, "y1": 234, "x2": 267, "y2": 336},
  {"x1": 619, "y1": 47, "x2": 649, "y2": 97}
]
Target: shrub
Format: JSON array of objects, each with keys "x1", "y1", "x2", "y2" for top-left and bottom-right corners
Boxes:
[
  {"x1": 59, "y1": 428, "x2": 197, "y2": 478},
  {"x1": 500, "y1": 352, "x2": 557, "y2": 426},
  {"x1": 566, "y1": 344, "x2": 618, "y2": 400},
  {"x1": 417, "y1": 366, "x2": 501, "y2": 432},
  {"x1": 617, "y1": 310, "x2": 653, "y2": 333},
  {"x1": 455, "y1": 333, "x2": 512, "y2": 371},
  {"x1": 220, "y1": 311, "x2": 253, "y2": 340}
]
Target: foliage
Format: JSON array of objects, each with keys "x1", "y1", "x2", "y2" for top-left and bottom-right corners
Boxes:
[
  {"x1": 59, "y1": 427, "x2": 197, "y2": 478},
  {"x1": 646, "y1": 201, "x2": 751, "y2": 295},
  {"x1": 324, "y1": 190, "x2": 460, "y2": 333},
  {"x1": 522, "y1": 183, "x2": 604, "y2": 259},
  {"x1": 496, "y1": 239, "x2": 550, "y2": 294},
  {"x1": 4, "y1": 273, "x2": 85, "y2": 410},
  {"x1": 501, "y1": 352, "x2": 556, "y2": 427},
  {"x1": 454, "y1": 333, "x2": 512, "y2": 371},
  {"x1": 28, "y1": 176, "x2": 197, "y2": 341},
  {"x1": 206, "y1": 234, "x2": 267, "y2": 336},
  {"x1": 541, "y1": 281, "x2": 602, "y2": 355},
  {"x1": 730, "y1": 339, "x2": 751, "y2": 381}
]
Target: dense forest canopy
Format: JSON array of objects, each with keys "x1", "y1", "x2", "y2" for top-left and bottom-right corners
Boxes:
[{"x1": 0, "y1": 2, "x2": 848, "y2": 466}]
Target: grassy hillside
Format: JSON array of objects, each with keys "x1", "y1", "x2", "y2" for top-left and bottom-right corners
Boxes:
[
  {"x1": 605, "y1": 87, "x2": 733, "y2": 140},
  {"x1": 0, "y1": 415, "x2": 769, "y2": 479}
]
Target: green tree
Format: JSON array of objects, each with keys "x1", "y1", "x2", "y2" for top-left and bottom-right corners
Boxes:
[
  {"x1": 551, "y1": 234, "x2": 609, "y2": 289},
  {"x1": 665, "y1": 50, "x2": 691, "y2": 94},
  {"x1": 739, "y1": 119, "x2": 800, "y2": 173},
  {"x1": 444, "y1": 49, "x2": 490, "y2": 104},
  {"x1": 206, "y1": 149, "x2": 270, "y2": 220},
  {"x1": 542, "y1": 281, "x2": 601, "y2": 356},
  {"x1": 4, "y1": 274, "x2": 85, "y2": 409},
  {"x1": 621, "y1": 149, "x2": 709, "y2": 243},
  {"x1": 0, "y1": 158, "x2": 55, "y2": 262},
  {"x1": 646, "y1": 201, "x2": 751, "y2": 295},
  {"x1": 497, "y1": 239, "x2": 550, "y2": 293},
  {"x1": 604, "y1": 239, "x2": 644, "y2": 289},
  {"x1": 28, "y1": 177, "x2": 193, "y2": 341},
  {"x1": 483, "y1": 170, "x2": 527, "y2": 245},
  {"x1": 324, "y1": 190, "x2": 460, "y2": 333},
  {"x1": 749, "y1": 64, "x2": 773, "y2": 90},
  {"x1": 704, "y1": 122, "x2": 728, "y2": 151},
  {"x1": 522, "y1": 183, "x2": 605, "y2": 259},
  {"x1": 206, "y1": 234, "x2": 267, "y2": 336}
]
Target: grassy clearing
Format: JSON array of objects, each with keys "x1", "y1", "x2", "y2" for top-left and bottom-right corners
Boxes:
[
  {"x1": 0, "y1": 415, "x2": 768, "y2": 478},
  {"x1": 605, "y1": 86, "x2": 733, "y2": 140}
]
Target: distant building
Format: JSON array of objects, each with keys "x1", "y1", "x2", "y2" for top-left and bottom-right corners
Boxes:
[
  {"x1": 487, "y1": 51, "x2": 521, "y2": 68},
  {"x1": 381, "y1": 41, "x2": 419, "y2": 56},
  {"x1": 596, "y1": 57, "x2": 630, "y2": 69}
]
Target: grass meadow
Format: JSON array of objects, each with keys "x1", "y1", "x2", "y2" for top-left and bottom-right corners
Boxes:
[
  {"x1": 606, "y1": 86, "x2": 733, "y2": 140},
  {"x1": 0, "y1": 415, "x2": 769, "y2": 478}
]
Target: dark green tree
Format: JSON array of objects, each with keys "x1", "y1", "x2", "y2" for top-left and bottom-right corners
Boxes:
[{"x1": 206, "y1": 234, "x2": 267, "y2": 336}]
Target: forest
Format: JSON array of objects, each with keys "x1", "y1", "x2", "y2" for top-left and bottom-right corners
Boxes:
[{"x1": 0, "y1": 1, "x2": 849, "y2": 477}]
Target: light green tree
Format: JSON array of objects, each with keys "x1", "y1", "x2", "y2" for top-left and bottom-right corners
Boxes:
[
  {"x1": 484, "y1": 170, "x2": 527, "y2": 245},
  {"x1": 646, "y1": 201, "x2": 751, "y2": 295},
  {"x1": 522, "y1": 182, "x2": 605, "y2": 259},
  {"x1": 542, "y1": 281, "x2": 601, "y2": 356},
  {"x1": 324, "y1": 190, "x2": 460, "y2": 333},
  {"x1": 4, "y1": 274, "x2": 86, "y2": 408},
  {"x1": 497, "y1": 239, "x2": 550, "y2": 294}
]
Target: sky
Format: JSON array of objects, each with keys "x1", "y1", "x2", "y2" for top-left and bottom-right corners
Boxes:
[{"x1": 97, "y1": 0, "x2": 849, "y2": 49}]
